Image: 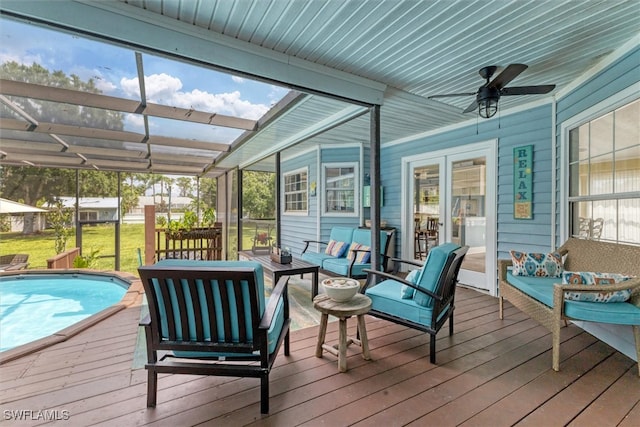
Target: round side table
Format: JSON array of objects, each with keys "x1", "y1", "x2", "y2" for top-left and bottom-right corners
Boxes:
[{"x1": 313, "y1": 293, "x2": 372, "y2": 372}]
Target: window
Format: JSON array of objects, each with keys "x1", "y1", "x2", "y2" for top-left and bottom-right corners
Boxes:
[
  {"x1": 324, "y1": 164, "x2": 357, "y2": 215},
  {"x1": 568, "y1": 99, "x2": 639, "y2": 244},
  {"x1": 79, "y1": 211, "x2": 98, "y2": 222},
  {"x1": 284, "y1": 168, "x2": 308, "y2": 214}
]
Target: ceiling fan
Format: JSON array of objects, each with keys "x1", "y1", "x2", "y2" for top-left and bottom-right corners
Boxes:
[{"x1": 429, "y1": 64, "x2": 556, "y2": 118}]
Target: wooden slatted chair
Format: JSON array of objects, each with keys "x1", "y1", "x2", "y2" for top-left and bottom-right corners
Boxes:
[{"x1": 138, "y1": 260, "x2": 290, "y2": 414}]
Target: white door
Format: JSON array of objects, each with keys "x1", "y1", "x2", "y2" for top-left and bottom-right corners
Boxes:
[
  {"x1": 410, "y1": 157, "x2": 445, "y2": 261},
  {"x1": 403, "y1": 141, "x2": 496, "y2": 295}
]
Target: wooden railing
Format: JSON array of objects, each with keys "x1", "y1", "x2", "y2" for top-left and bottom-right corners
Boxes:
[
  {"x1": 47, "y1": 247, "x2": 80, "y2": 269},
  {"x1": 155, "y1": 225, "x2": 223, "y2": 262}
]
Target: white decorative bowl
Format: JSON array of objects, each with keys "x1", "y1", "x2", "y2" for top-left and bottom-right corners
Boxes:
[{"x1": 322, "y1": 278, "x2": 360, "y2": 302}]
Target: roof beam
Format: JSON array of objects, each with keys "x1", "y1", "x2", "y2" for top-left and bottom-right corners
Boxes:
[
  {"x1": 0, "y1": 0, "x2": 385, "y2": 105},
  {"x1": 0, "y1": 79, "x2": 257, "y2": 130},
  {"x1": 0, "y1": 118, "x2": 231, "y2": 152},
  {"x1": 235, "y1": 104, "x2": 369, "y2": 169}
]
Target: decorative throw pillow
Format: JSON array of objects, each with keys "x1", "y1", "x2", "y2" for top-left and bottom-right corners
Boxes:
[
  {"x1": 510, "y1": 251, "x2": 563, "y2": 277},
  {"x1": 561, "y1": 271, "x2": 633, "y2": 303},
  {"x1": 325, "y1": 240, "x2": 347, "y2": 257},
  {"x1": 347, "y1": 243, "x2": 371, "y2": 263},
  {"x1": 401, "y1": 269, "x2": 419, "y2": 299}
]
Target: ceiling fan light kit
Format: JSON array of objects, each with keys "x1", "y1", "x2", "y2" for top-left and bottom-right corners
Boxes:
[
  {"x1": 429, "y1": 63, "x2": 556, "y2": 119},
  {"x1": 477, "y1": 86, "x2": 500, "y2": 118}
]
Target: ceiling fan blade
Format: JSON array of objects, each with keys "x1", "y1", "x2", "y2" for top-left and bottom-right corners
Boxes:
[
  {"x1": 428, "y1": 92, "x2": 476, "y2": 99},
  {"x1": 487, "y1": 64, "x2": 528, "y2": 90},
  {"x1": 501, "y1": 85, "x2": 556, "y2": 95},
  {"x1": 463, "y1": 99, "x2": 478, "y2": 113}
]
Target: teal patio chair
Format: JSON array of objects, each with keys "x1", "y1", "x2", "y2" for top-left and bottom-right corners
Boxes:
[
  {"x1": 362, "y1": 244, "x2": 468, "y2": 364},
  {"x1": 137, "y1": 260, "x2": 290, "y2": 414}
]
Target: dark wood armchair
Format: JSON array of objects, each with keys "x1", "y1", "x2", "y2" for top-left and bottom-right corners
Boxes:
[
  {"x1": 138, "y1": 262, "x2": 290, "y2": 414},
  {"x1": 362, "y1": 244, "x2": 468, "y2": 364}
]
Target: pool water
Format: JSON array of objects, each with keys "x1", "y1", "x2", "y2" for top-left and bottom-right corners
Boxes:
[{"x1": 0, "y1": 274, "x2": 128, "y2": 352}]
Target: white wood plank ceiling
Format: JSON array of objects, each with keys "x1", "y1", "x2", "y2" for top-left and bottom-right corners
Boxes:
[{"x1": 1, "y1": 0, "x2": 639, "y2": 176}]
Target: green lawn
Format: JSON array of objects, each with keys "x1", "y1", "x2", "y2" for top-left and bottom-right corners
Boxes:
[
  {"x1": 1, "y1": 222, "x2": 272, "y2": 276},
  {"x1": 1, "y1": 223, "x2": 145, "y2": 274}
]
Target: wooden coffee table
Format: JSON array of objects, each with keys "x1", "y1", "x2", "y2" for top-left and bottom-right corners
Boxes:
[
  {"x1": 313, "y1": 293, "x2": 372, "y2": 372},
  {"x1": 239, "y1": 251, "x2": 320, "y2": 299}
]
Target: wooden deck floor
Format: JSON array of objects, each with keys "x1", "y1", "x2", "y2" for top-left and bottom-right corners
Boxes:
[{"x1": 1, "y1": 286, "x2": 638, "y2": 426}]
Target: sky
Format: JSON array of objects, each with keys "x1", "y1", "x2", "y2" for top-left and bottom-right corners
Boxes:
[{"x1": 0, "y1": 17, "x2": 290, "y2": 143}]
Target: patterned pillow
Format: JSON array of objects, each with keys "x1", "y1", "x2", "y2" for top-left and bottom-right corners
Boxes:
[
  {"x1": 401, "y1": 269, "x2": 419, "y2": 299},
  {"x1": 347, "y1": 243, "x2": 371, "y2": 263},
  {"x1": 561, "y1": 271, "x2": 633, "y2": 303},
  {"x1": 325, "y1": 240, "x2": 347, "y2": 257},
  {"x1": 510, "y1": 251, "x2": 563, "y2": 277}
]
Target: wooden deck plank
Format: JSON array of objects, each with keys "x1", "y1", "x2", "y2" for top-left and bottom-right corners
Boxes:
[
  {"x1": 516, "y1": 352, "x2": 636, "y2": 426},
  {"x1": 568, "y1": 367, "x2": 640, "y2": 426},
  {"x1": 458, "y1": 340, "x2": 620, "y2": 427},
  {"x1": 1, "y1": 287, "x2": 638, "y2": 426}
]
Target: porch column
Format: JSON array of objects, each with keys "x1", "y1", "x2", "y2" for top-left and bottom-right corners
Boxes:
[
  {"x1": 238, "y1": 168, "x2": 243, "y2": 252},
  {"x1": 370, "y1": 105, "x2": 381, "y2": 272},
  {"x1": 275, "y1": 152, "x2": 282, "y2": 247}
]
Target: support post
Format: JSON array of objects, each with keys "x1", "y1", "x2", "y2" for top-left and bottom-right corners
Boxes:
[
  {"x1": 275, "y1": 152, "x2": 282, "y2": 247},
  {"x1": 238, "y1": 168, "x2": 244, "y2": 252},
  {"x1": 370, "y1": 105, "x2": 381, "y2": 272},
  {"x1": 144, "y1": 205, "x2": 155, "y2": 265}
]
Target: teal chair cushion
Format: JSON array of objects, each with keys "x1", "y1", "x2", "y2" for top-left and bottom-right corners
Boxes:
[
  {"x1": 401, "y1": 269, "x2": 420, "y2": 299},
  {"x1": 322, "y1": 257, "x2": 370, "y2": 277},
  {"x1": 328, "y1": 227, "x2": 355, "y2": 254},
  {"x1": 174, "y1": 296, "x2": 285, "y2": 358},
  {"x1": 413, "y1": 243, "x2": 460, "y2": 307},
  {"x1": 301, "y1": 251, "x2": 336, "y2": 266},
  {"x1": 154, "y1": 259, "x2": 265, "y2": 313},
  {"x1": 351, "y1": 229, "x2": 389, "y2": 257},
  {"x1": 150, "y1": 260, "x2": 286, "y2": 357},
  {"x1": 365, "y1": 279, "x2": 451, "y2": 325},
  {"x1": 506, "y1": 272, "x2": 640, "y2": 324},
  {"x1": 365, "y1": 279, "x2": 434, "y2": 324}
]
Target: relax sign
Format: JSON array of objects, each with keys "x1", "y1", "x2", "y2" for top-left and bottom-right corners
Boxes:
[{"x1": 514, "y1": 145, "x2": 533, "y2": 219}]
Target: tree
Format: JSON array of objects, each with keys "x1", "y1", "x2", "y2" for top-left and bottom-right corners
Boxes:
[
  {"x1": 0, "y1": 62, "x2": 125, "y2": 205},
  {"x1": 175, "y1": 177, "x2": 195, "y2": 198},
  {"x1": 242, "y1": 171, "x2": 275, "y2": 219},
  {"x1": 199, "y1": 177, "x2": 217, "y2": 209},
  {"x1": 48, "y1": 199, "x2": 73, "y2": 254}
]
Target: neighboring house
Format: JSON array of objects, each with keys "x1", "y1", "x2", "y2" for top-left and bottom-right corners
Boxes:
[
  {"x1": 0, "y1": 198, "x2": 48, "y2": 233},
  {"x1": 49, "y1": 197, "x2": 120, "y2": 223},
  {"x1": 126, "y1": 195, "x2": 194, "y2": 224},
  {"x1": 47, "y1": 196, "x2": 195, "y2": 224},
  {"x1": 133, "y1": 196, "x2": 194, "y2": 214}
]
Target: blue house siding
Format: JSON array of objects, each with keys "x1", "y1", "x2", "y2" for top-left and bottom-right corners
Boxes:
[
  {"x1": 380, "y1": 103, "x2": 554, "y2": 259},
  {"x1": 278, "y1": 46, "x2": 639, "y2": 271},
  {"x1": 319, "y1": 146, "x2": 363, "y2": 239},
  {"x1": 553, "y1": 45, "x2": 640, "y2": 247},
  {"x1": 280, "y1": 145, "x2": 363, "y2": 256},
  {"x1": 280, "y1": 150, "x2": 318, "y2": 256},
  {"x1": 496, "y1": 105, "x2": 555, "y2": 257}
]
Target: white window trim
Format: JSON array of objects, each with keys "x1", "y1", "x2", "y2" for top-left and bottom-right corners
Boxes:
[
  {"x1": 559, "y1": 83, "x2": 640, "y2": 242},
  {"x1": 321, "y1": 162, "x2": 359, "y2": 217},
  {"x1": 282, "y1": 166, "x2": 309, "y2": 216}
]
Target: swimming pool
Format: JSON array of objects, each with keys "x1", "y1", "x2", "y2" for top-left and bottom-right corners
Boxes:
[{"x1": 0, "y1": 272, "x2": 130, "y2": 352}]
